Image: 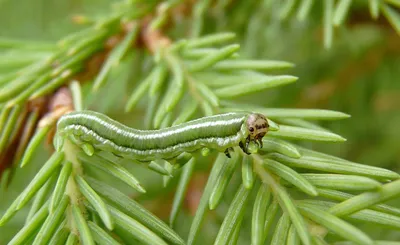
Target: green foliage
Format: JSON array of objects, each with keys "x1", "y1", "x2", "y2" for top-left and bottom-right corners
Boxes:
[{"x1": 0, "y1": 0, "x2": 400, "y2": 245}]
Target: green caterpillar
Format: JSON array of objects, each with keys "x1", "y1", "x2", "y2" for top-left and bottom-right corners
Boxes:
[{"x1": 55, "y1": 110, "x2": 269, "y2": 161}]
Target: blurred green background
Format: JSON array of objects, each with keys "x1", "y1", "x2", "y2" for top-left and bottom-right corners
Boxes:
[{"x1": 0, "y1": 0, "x2": 399, "y2": 244}]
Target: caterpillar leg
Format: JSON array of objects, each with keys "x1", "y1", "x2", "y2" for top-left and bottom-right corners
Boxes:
[
  {"x1": 257, "y1": 138, "x2": 263, "y2": 149},
  {"x1": 201, "y1": 147, "x2": 211, "y2": 156},
  {"x1": 224, "y1": 148, "x2": 234, "y2": 158},
  {"x1": 239, "y1": 141, "x2": 245, "y2": 153},
  {"x1": 82, "y1": 143, "x2": 94, "y2": 156},
  {"x1": 244, "y1": 138, "x2": 251, "y2": 155},
  {"x1": 239, "y1": 141, "x2": 251, "y2": 155}
]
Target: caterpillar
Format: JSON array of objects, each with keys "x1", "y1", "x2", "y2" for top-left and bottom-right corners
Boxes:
[{"x1": 55, "y1": 110, "x2": 269, "y2": 161}]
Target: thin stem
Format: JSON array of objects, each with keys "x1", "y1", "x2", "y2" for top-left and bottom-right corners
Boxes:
[
  {"x1": 63, "y1": 140, "x2": 85, "y2": 234},
  {"x1": 253, "y1": 155, "x2": 280, "y2": 193}
]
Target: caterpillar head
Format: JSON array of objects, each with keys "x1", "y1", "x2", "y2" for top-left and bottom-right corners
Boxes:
[{"x1": 246, "y1": 113, "x2": 269, "y2": 147}]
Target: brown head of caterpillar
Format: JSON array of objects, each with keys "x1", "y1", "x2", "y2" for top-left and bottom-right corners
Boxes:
[{"x1": 239, "y1": 113, "x2": 269, "y2": 154}]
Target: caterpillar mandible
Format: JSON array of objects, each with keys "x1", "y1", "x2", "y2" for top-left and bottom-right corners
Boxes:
[{"x1": 55, "y1": 110, "x2": 269, "y2": 161}]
